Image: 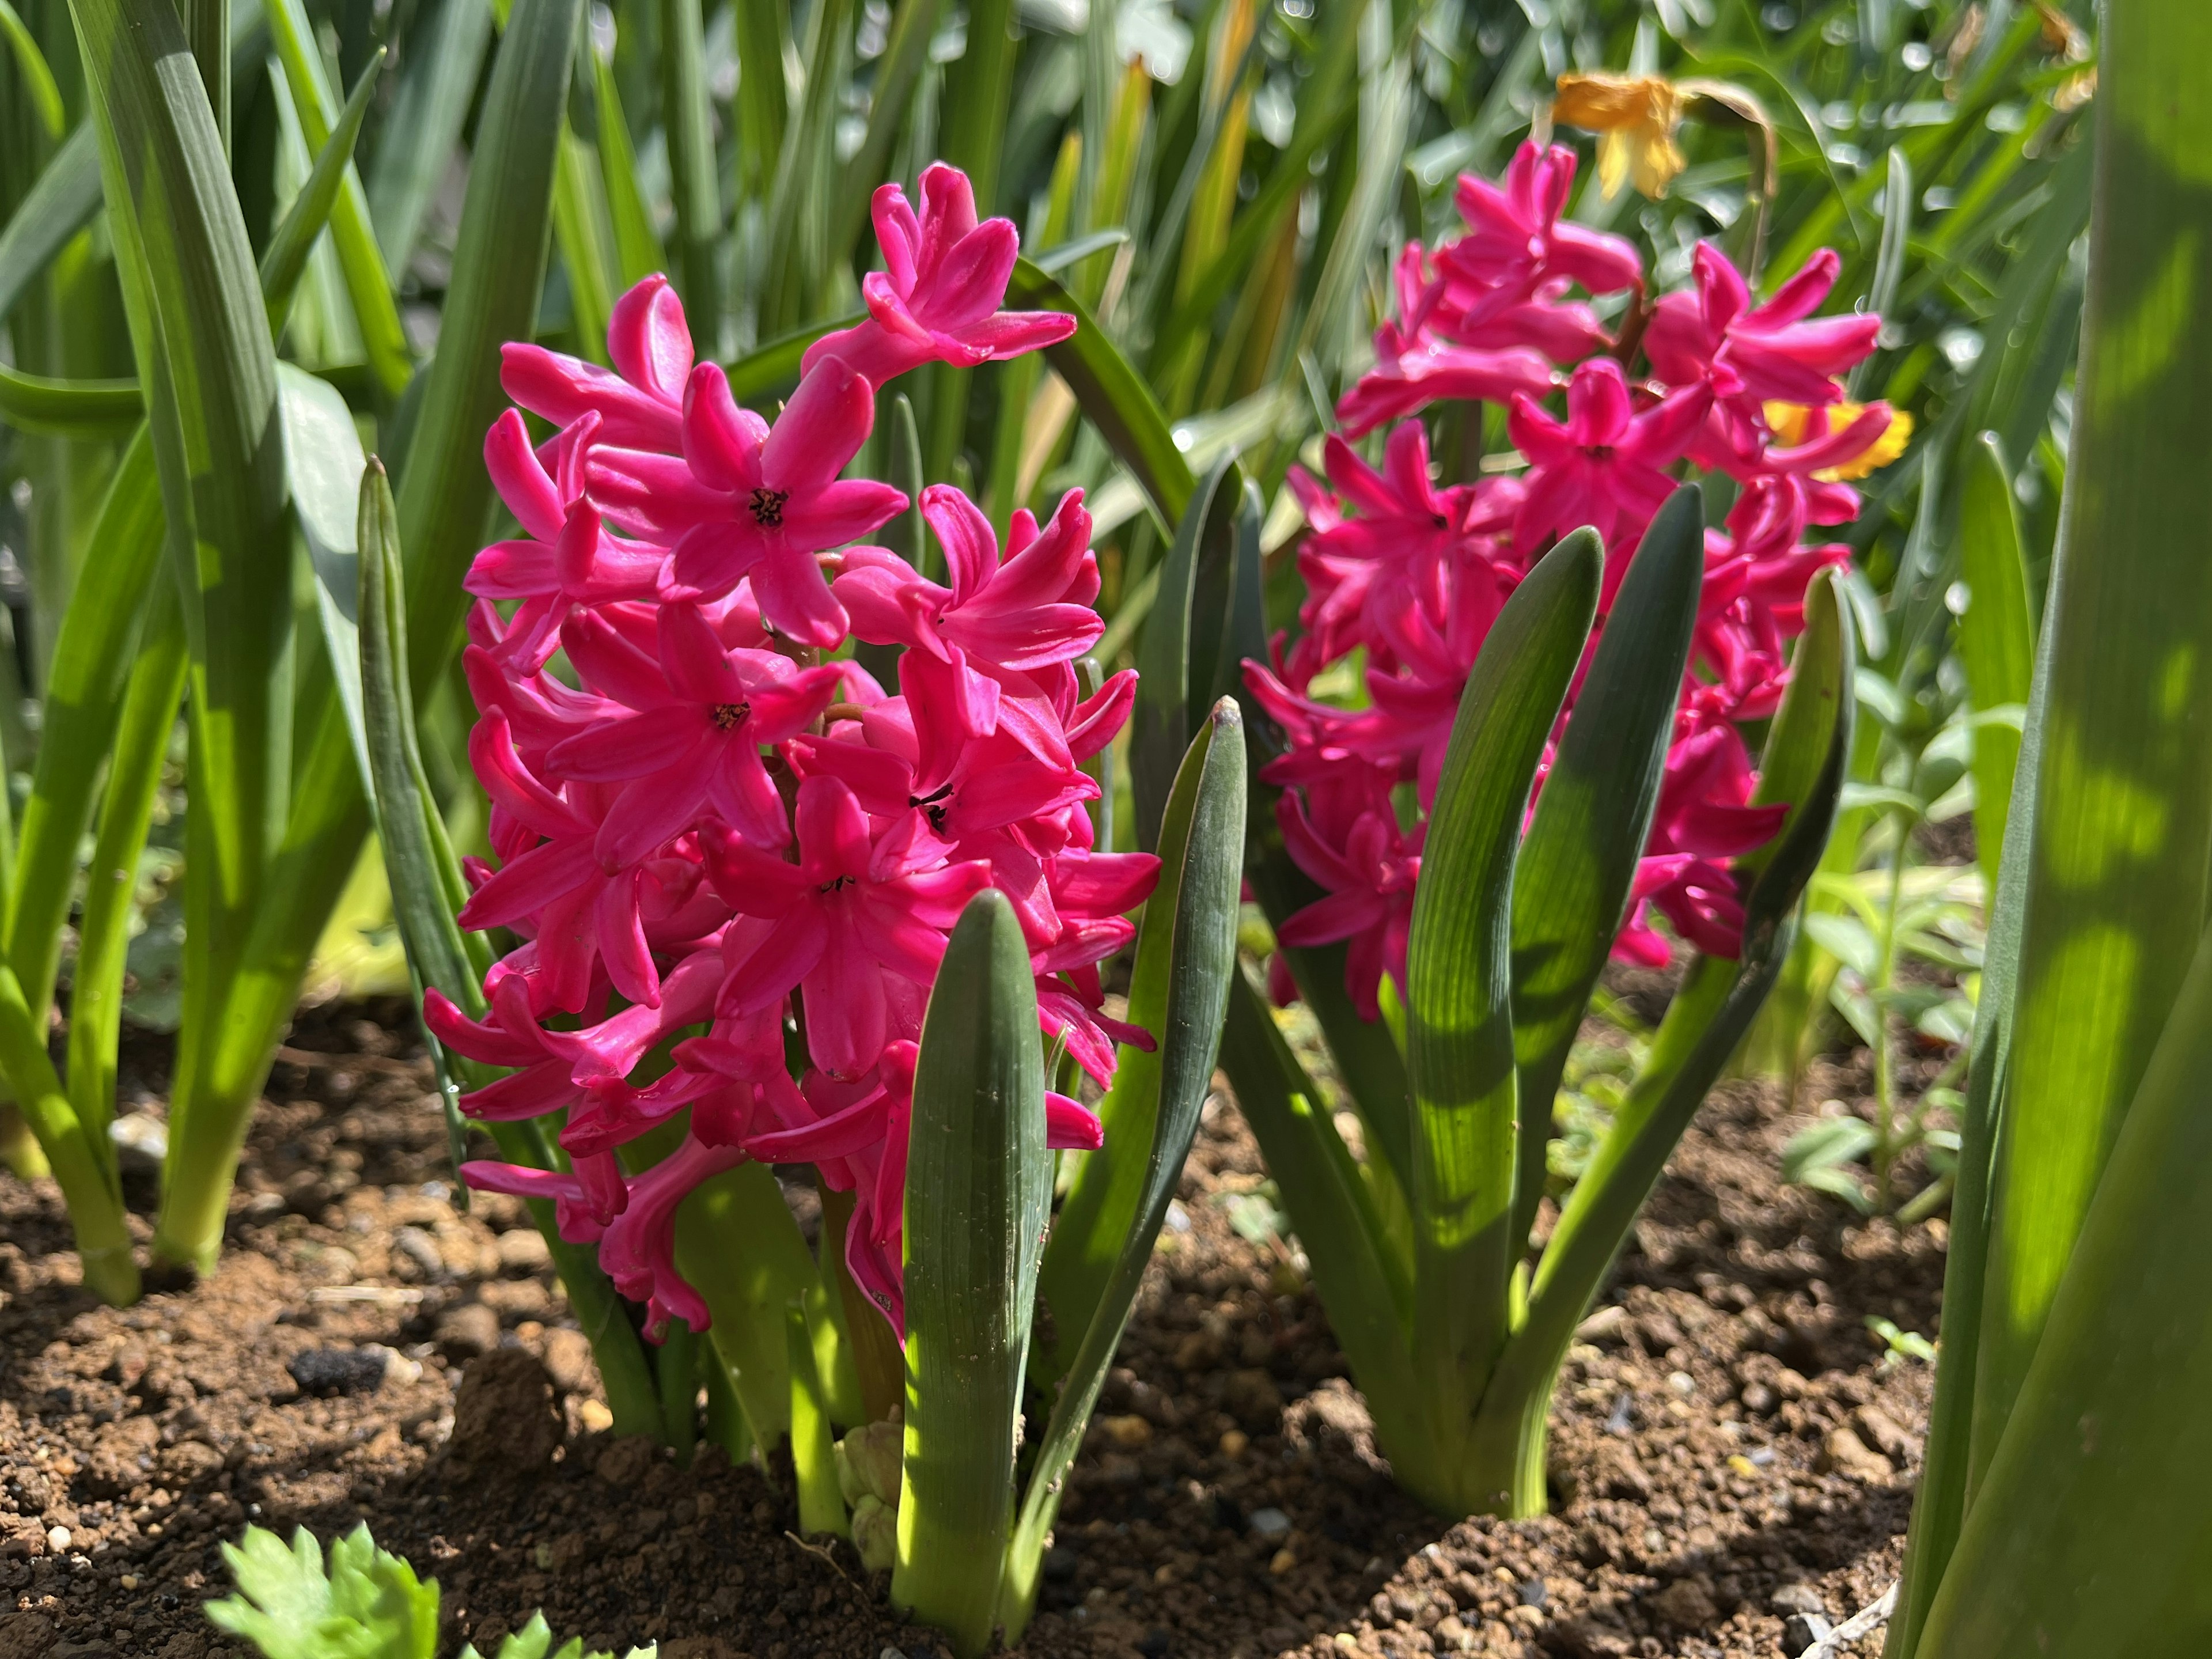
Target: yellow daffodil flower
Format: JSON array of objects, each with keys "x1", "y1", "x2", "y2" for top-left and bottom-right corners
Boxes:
[
  {"x1": 1553, "y1": 73, "x2": 1687, "y2": 200},
  {"x1": 1765, "y1": 399, "x2": 1916, "y2": 482}
]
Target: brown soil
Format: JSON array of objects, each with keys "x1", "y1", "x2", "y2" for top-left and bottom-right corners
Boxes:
[{"x1": 3, "y1": 1005, "x2": 1942, "y2": 1659}]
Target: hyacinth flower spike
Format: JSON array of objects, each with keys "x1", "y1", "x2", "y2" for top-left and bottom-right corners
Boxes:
[{"x1": 803, "y1": 162, "x2": 1077, "y2": 384}]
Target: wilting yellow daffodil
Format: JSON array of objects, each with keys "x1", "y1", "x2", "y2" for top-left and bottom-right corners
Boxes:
[
  {"x1": 1766, "y1": 399, "x2": 1916, "y2": 481},
  {"x1": 1553, "y1": 73, "x2": 1687, "y2": 199}
]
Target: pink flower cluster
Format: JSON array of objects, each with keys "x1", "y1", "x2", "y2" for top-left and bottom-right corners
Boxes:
[
  {"x1": 1248, "y1": 141, "x2": 1899, "y2": 1018},
  {"x1": 429, "y1": 165, "x2": 1153, "y2": 1339}
]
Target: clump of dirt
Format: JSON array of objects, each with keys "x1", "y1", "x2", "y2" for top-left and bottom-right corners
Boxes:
[{"x1": 3, "y1": 1005, "x2": 1940, "y2": 1659}]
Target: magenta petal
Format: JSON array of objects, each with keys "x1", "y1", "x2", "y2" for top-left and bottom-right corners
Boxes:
[
  {"x1": 607, "y1": 274, "x2": 694, "y2": 403},
  {"x1": 749, "y1": 550, "x2": 848, "y2": 648},
  {"x1": 681, "y1": 362, "x2": 768, "y2": 493},
  {"x1": 763, "y1": 355, "x2": 877, "y2": 491},
  {"x1": 1045, "y1": 1093, "x2": 1104, "y2": 1152}
]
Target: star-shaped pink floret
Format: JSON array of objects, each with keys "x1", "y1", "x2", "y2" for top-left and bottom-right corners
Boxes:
[
  {"x1": 801, "y1": 162, "x2": 1076, "y2": 384},
  {"x1": 1508, "y1": 358, "x2": 1711, "y2": 547},
  {"x1": 587, "y1": 354, "x2": 907, "y2": 648},
  {"x1": 702, "y1": 775, "x2": 994, "y2": 1077},
  {"x1": 547, "y1": 599, "x2": 841, "y2": 861}
]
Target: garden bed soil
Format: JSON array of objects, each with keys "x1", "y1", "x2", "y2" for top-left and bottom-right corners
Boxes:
[{"x1": 3, "y1": 1001, "x2": 1942, "y2": 1659}]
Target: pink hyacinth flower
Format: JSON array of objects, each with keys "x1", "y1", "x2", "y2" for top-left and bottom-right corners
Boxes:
[
  {"x1": 703, "y1": 775, "x2": 995, "y2": 1077},
  {"x1": 1644, "y1": 243, "x2": 1882, "y2": 410},
  {"x1": 589, "y1": 354, "x2": 906, "y2": 647},
  {"x1": 1442, "y1": 141, "x2": 1645, "y2": 301},
  {"x1": 1508, "y1": 358, "x2": 1711, "y2": 548},
  {"x1": 547, "y1": 600, "x2": 842, "y2": 859},
  {"x1": 501, "y1": 274, "x2": 695, "y2": 453},
  {"x1": 803, "y1": 162, "x2": 1076, "y2": 385}
]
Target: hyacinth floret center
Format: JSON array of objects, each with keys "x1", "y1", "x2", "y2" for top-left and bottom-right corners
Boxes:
[
  {"x1": 711, "y1": 701, "x2": 750, "y2": 731},
  {"x1": 748, "y1": 486, "x2": 789, "y2": 527}
]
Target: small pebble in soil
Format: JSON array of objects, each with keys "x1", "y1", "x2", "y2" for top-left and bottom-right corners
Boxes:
[
  {"x1": 1517, "y1": 1578, "x2": 1547, "y2": 1608},
  {"x1": 1772, "y1": 1581, "x2": 1827, "y2": 1616},
  {"x1": 47, "y1": 1526, "x2": 70, "y2": 1552},
  {"x1": 1783, "y1": 1612, "x2": 1835, "y2": 1653},
  {"x1": 287, "y1": 1346, "x2": 389, "y2": 1396},
  {"x1": 1218, "y1": 1429, "x2": 1248, "y2": 1458},
  {"x1": 1248, "y1": 1506, "x2": 1291, "y2": 1541}
]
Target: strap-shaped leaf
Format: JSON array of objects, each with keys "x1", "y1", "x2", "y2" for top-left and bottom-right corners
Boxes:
[
  {"x1": 0, "y1": 361, "x2": 139, "y2": 434},
  {"x1": 1009, "y1": 700, "x2": 1247, "y2": 1634},
  {"x1": 285, "y1": 365, "x2": 376, "y2": 796},
  {"x1": 1955, "y1": 430, "x2": 2034, "y2": 902},
  {"x1": 0, "y1": 122, "x2": 100, "y2": 321},
  {"x1": 1520, "y1": 565, "x2": 1855, "y2": 1368},
  {"x1": 78, "y1": 0, "x2": 293, "y2": 1158},
  {"x1": 66, "y1": 587, "x2": 187, "y2": 1170},
  {"x1": 1508, "y1": 486, "x2": 1705, "y2": 1244},
  {"x1": 0, "y1": 0, "x2": 63, "y2": 138},
  {"x1": 1130, "y1": 454, "x2": 1262, "y2": 850},
  {"x1": 393, "y1": 0, "x2": 581, "y2": 696},
  {"x1": 1910, "y1": 916, "x2": 2212, "y2": 1656},
  {"x1": 260, "y1": 50, "x2": 384, "y2": 335},
  {"x1": 894, "y1": 888, "x2": 1048, "y2": 1659},
  {"x1": 1005, "y1": 257, "x2": 1196, "y2": 525},
  {"x1": 1889, "y1": 531, "x2": 2053, "y2": 1654},
  {"x1": 1739, "y1": 567, "x2": 1858, "y2": 934},
  {"x1": 263, "y1": 0, "x2": 413, "y2": 395},
  {"x1": 1404, "y1": 528, "x2": 1600, "y2": 1429}
]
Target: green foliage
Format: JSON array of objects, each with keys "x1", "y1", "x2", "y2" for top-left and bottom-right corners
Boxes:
[
  {"x1": 206, "y1": 1527, "x2": 438, "y2": 1659},
  {"x1": 206, "y1": 1524, "x2": 653, "y2": 1659},
  {"x1": 1887, "y1": 6, "x2": 2212, "y2": 1651}
]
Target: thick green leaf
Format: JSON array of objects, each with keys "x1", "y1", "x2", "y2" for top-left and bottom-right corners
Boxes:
[
  {"x1": 589, "y1": 50, "x2": 661, "y2": 287},
  {"x1": 78, "y1": 0, "x2": 295, "y2": 1272},
  {"x1": 1508, "y1": 487, "x2": 1704, "y2": 1244},
  {"x1": 260, "y1": 50, "x2": 384, "y2": 336},
  {"x1": 1525, "y1": 567, "x2": 1856, "y2": 1368},
  {"x1": 263, "y1": 0, "x2": 413, "y2": 396},
  {"x1": 728, "y1": 0, "x2": 787, "y2": 201},
  {"x1": 1886, "y1": 524, "x2": 2055, "y2": 1659},
  {"x1": 893, "y1": 888, "x2": 1048, "y2": 1659},
  {"x1": 786, "y1": 1306, "x2": 845, "y2": 1536},
  {"x1": 0, "y1": 361, "x2": 139, "y2": 433},
  {"x1": 673, "y1": 1162, "x2": 821, "y2": 1448},
  {"x1": 65, "y1": 586, "x2": 186, "y2": 1168},
  {"x1": 1007, "y1": 699, "x2": 1246, "y2": 1637},
  {"x1": 282, "y1": 363, "x2": 373, "y2": 787},
  {"x1": 1953, "y1": 431, "x2": 2033, "y2": 903},
  {"x1": 1914, "y1": 916, "x2": 2212, "y2": 1656},
  {"x1": 1217, "y1": 970, "x2": 1418, "y2": 1421},
  {"x1": 365, "y1": 0, "x2": 493, "y2": 281},
  {"x1": 1404, "y1": 528, "x2": 1600, "y2": 1452},
  {"x1": 0, "y1": 121, "x2": 100, "y2": 322},
  {"x1": 1005, "y1": 257, "x2": 1196, "y2": 527},
  {"x1": 1965, "y1": 33, "x2": 2212, "y2": 1431},
  {"x1": 1129, "y1": 452, "x2": 1237, "y2": 851}
]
